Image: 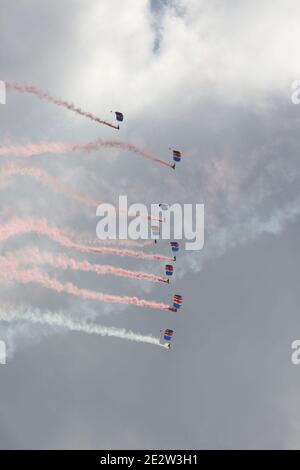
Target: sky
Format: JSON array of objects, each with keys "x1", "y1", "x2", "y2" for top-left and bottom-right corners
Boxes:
[{"x1": 0, "y1": 0, "x2": 300, "y2": 449}]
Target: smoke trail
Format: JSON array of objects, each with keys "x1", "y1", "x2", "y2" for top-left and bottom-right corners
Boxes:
[
  {"x1": 0, "y1": 162, "x2": 97, "y2": 207},
  {"x1": 6, "y1": 82, "x2": 119, "y2": 130},
  {"x1": 0, "y1": 139, "x2": 173, "y2": 168},
  {"x1": 0, "y1": 163, "x2": 161, "y2": 222},
  {"x1": 0, "y1": 218, "x2": 173, "y2": 262},
  {"x1": 188, "y1": 196, "x2": 300, "y2": 273},
  {"x1": 0, "y1": 257, "x2": 171, "y2": 311},
  {"x1": 78, "y1": 236, "x2": 154, "y2": 248},
  {"x1": 6, "y1": 247, "x2": 168, "y2": 284},
  {"x1": 0, "y1": 305, "x2": 168, "y2": 348}
]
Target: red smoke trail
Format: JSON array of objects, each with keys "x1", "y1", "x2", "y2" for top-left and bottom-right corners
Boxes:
[
  {"x1": 0, "y1": 257, "x2": 170, "y2": 311},
  {"x1": 76, "y1": 236, "x2": 154, "y2": 248},
  {"x1": 6, "y1": 82, "x2": 119, "y2": 130},
  {"x1": 7, "y1": 248, "x2": 168, "y2": 284},
  {"x1": 0, "y1": 139, "x2": 173, "y2": 169},
  {"x1": 0, "y1": 162, "x2": 160, "y2": 222},
  {"x1": 0, "y1": 162, "x2": 97, "y2": 207},
  {"x1": 0, "y1": 218, "x2": 173, "y2": 262}
]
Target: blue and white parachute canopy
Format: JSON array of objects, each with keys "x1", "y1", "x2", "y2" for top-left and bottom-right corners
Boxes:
[
  {"x1": 173, "y1": 294, "x2": 182, "y2": 309},
  {"x1": 170, "y1": 241, "x2": 179, "y2": 253},
  {"x1": 165, "y1": 264, "x2": 174, "y2": 276},
  {"x1": 163, "y1": 329, "x2": 174, "y2": 342}
]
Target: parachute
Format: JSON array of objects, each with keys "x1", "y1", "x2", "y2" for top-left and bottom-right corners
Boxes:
[
  {"x1": 151, "y1": 226, "x2": 160, "y2": 234},
  {"x1": 151, "y1": 225, "x2": 160, "y2": 244},
  {"x1": 173, "y1": 150, "x2": 182, "y2": 162},
  {"x1": 169, "y1": 149, "x2": 182, "y2": 170},
  {"x1": 170, "y1": 242, "x2": 179, "y2": 253},
  {"x1": 160, "y1": 328, "x2": 174, "y2": 348},
  {"x1": 173, "y1": 294, "x2": 182, "y2": 309},
  {"x1": 165, "y1": 264, "x2": 174, "y2": 276},
  {"x1": 115, "y1": 111, "x2": 124, "y2": 122},
  {"x1": 159, "y1": 203, "x2": 169, "y2": 211},
  {"x1": 110, "y1": 111, "x2": 124, "y2": 129},
  {"x1": 163, "y1": 329, "x2": 174, "y2": 342}
]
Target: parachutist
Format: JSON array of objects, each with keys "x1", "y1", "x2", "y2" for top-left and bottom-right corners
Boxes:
[
  {"x1": 161, "y1": 329, "x2": 174, "y2": 348},
  {"x1": 170, "y1": 242, "x2": 179, "y2": 253},
  {"x1": 165, "y1": 264, "x2": 174, "y2": 277},
  {"x1": 173, "y1": 295, "x2": 182, "y2": 310}
]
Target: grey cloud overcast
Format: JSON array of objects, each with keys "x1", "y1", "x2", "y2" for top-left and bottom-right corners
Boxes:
[{"x1": 0, "y1": 0, "x2": 300, "y2": 449}]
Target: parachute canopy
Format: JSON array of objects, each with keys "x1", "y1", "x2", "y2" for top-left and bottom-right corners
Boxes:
[
  {"x1": 170, "y1": 242, "x2": 179, "y2": 253},
  {"x1": 164, "y1": 329, "x2": 174, "y2": 342},
  {"x1": 159, "y1": 203, "x2": 169, "y2": 211},
  {"x1": 151, "y1": 226, "x2": 160, "y2": 235},
  {"x1": 152, "y1": 226, "x2": 160, "y2": 243},
  {"x1": 115, "y1": 111, "x2": 124, "y2": 122},
  {"x1": 165, "y1": 264, "x2": 174, "y2": 276},
  {"x1": 173, "y1": 150, "x2": 182, "y2": 162},
  {"x1": 173, "y1": 294, "x2": 182, "y2": 309}
]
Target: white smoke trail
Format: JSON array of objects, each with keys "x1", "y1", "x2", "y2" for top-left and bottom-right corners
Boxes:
[
  {"x1": 0, "y1": 304, "x2": 168, "y2": 348},
  {"x1": 187, "y1": 196, "x2": 300, "y2": 273}
]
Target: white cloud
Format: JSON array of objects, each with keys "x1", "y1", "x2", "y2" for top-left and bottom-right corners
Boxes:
[{"x1": 59, "y1": 0, "x2": 300, "y2": 117}]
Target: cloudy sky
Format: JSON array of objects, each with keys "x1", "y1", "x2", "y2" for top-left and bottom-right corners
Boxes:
[{"x1": 0, "y1": 0, "x2": 300, "y2": 449}]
